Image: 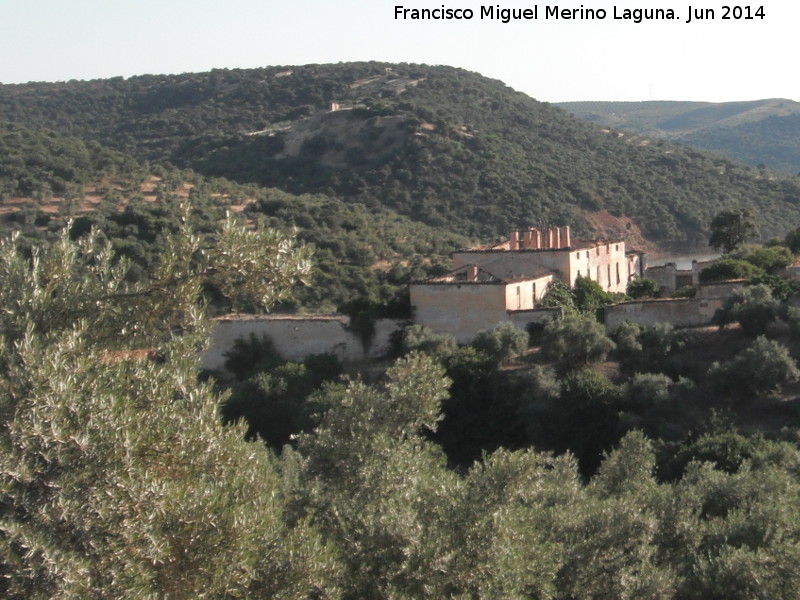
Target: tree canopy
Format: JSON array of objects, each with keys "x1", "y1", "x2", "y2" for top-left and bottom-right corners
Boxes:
[
  {"x1": 5, "y1": 222, "x2": 800, "y2": 597},
  {"x1": 708, "y1": 208, "x2": 760, "y2": 253}
]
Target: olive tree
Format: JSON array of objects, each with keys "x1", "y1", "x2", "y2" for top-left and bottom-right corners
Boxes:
[
  {"x1": 0, "y1": 214, "x2": 343, "y2": 598},
  {"x1": 708, "y1": 336, "x2": 800, "y2": 399},
  {"x1": 541, "y1": 314, "x2": 615, "y2": 373}
]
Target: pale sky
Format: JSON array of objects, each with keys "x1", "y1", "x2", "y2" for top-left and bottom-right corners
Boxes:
[{"x1": 0, "y1": 0, "x2": 793, "y2": 103}]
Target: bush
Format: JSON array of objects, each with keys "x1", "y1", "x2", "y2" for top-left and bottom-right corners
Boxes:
[
  {"x1": 401, "y1": 324, "x2": 457, "y2": 358},
  {"x1": 223, "y1": 333, "x2": 284, "y2": 380},
  {"x1": 747, "y1": 273, "x2": 793, "y2": 302},
  {"x1": 541, "y1": 314, "x2": 615, "y2": 373},
  {"x1": 729, "y1": 244, "x2": 793, "y2": 274},
  {"x1": 708, "y1": 336, "x2": 800, "y2": 398},
  {"x1": 673, "y1": 285, "x2": 697, "y2": 298},
  {"x1": 612, "y1": 322, "x2": 688, "y2": 378},
  {"x1": 573, "y1": 274, "x2": 619, "y2": 316},
  {"x1": 785, "y1": 226, "x2": 800, "y2": 255},
  {"x1": 713, "y1": 284, "x2": 780, "y2": 336},
  {"x1": 620, "y1": 373, "x2": 699, "y2": 441},
  {"x1": 539, "y1": 279, "x2": 577, "y2": 313},
  {"x1": 221, "y1": 353, "x2": 343, "y2": 449},
  {"x1": 785, "y1": 305, "x2": 800, "y2": 337},
  {"x1": 472, "y1": 321, "x2": 529, "y2": 364},
  {"x1": 627, "y1": 276, "x2": 661, "y2": 299},
  {"x1": 699, "y1": 258, "x2": 761, "y2": 284}
]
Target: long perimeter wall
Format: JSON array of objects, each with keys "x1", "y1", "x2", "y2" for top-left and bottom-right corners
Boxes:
[
  {"x1": 604, "y1": 297, "x2": 724, "y2": 333},
  {"x1": 201, "y1": 315, "x2": 403, "y2": 371}
]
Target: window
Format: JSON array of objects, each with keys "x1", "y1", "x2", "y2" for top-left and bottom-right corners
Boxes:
[
  {"x1": 616, "y1": 263, "x2": 621, "y2": 284},
  {"x1": 607, "y1": 264, "x2": 611, "y2": 287}
]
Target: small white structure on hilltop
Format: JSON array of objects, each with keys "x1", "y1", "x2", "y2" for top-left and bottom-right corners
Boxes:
[{"x1": 410, "y1": 226, "x2": 646, "y2": 342}]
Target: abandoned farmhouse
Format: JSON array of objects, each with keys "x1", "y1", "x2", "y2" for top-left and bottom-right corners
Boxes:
[
  {"x1": 203, "y1": 226, "x2": 662, "y2": 368},
  {"x1": 410, "y1": 226, "x2": 645, "y2": 342}
]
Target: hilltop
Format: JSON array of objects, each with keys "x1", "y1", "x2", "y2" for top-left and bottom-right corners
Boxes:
[
  {"x1": 558, "y1": 98, "x2": 800, "y2": 174},
  {"x1": 4, "y1": 63, "x2": 800, "y2": 250}
]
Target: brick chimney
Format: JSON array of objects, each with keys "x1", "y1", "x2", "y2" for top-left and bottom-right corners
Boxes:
[{"x1": 561, "y1": 225, "x2": 571, "y2": 248}]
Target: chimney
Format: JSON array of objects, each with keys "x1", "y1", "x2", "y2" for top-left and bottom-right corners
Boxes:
[
  {"x1": 553, "y1": 227, "x2": 562, "y2": 249},
  {"x1": 561, "y1": 225, "x2": 571, "y2": 248},
  {"x1": 524, "y1": 229, "x2": 533, "y2": 249},
  {"x1": 510, "y1": 230, "x2": 520, "y2": 250},
  {"x1": 546, "y1": 227, "x2": 556, "y2": 249},
  {"x1": 469, "y1": 265, "x2": 479, "y2": 281}
]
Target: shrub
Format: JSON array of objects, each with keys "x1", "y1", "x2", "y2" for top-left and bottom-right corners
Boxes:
[
  {"x1": 573, "y1": 274, "x2": 617, "y2": 316},
  {"x1": 627, "y1": 276, "x2": 661, "y2": 299},
  {"x1": 223, "y1": 333, "x2": 284, "y2": 380},
  {"x1": 612, "y1": 322, "x2": 688, "y2": 378},
  {"x1": 708, "y1": 336, "x2": 800, "y2": 398},
  {"x1": 713, "y1": 284, "x2": 780, "y2": 336},
  {"x1": 539, "y1": 279, "x2": 577, "y2": 313},
  {"x1": 673, "y1": 285, "x2": 697, "y2": 298},
  {"x1": 785, "y1": 225, "x2": 800, "y2": 255},
  {"x1": 402, "y1": 324, "x2": 457, "y2": 358},
  {"x1": 541, "y1": 314, "x2": 615, "y2": 373},
  {"x1": 620, "y1": 373, "x2": 698, "y2": 441},
  {"x1": 747, "y1": 273, "x2": 793, "y2": 302},
  {"x1": 699, "y1": 258, "x2": 761, "y2": 284},
  {"x1": 729, "y1": 244, "x2": 793, "y2": 274},
  {"x1": 472, "y1": 321, "x2": 529, "y2": 364}
]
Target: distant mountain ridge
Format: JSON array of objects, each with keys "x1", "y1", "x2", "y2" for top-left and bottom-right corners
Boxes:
[
  {"x1": 557, "y1": 99, "x2": 800, "y2": 173},
  {"x1": 4, "y1": 63, "x2": 800, "y2": 251}
]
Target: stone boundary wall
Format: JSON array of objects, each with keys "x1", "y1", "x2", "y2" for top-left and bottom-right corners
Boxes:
[
  {"x1": 604, "y1": 297, "x2": 724, "y2": 333},
  {"x1": 200, "y1": 315, "x2": 403, "y2": 371},
  {"x1": 695, "y1": 279, "x2": 745, "y2": 299}
]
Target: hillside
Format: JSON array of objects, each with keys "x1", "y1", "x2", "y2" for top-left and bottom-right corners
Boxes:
[
  {"x1": 0, "y1": 124, "x2": 467, "y2": 311},
  {"x1": 558, "y1": 99, "x2": 800, "y2": 174},
  {"x1": 4, "y1": 63, "x2": 800, "y2": 250}
]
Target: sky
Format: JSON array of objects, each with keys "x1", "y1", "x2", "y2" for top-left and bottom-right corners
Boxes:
[{"x1": 0, "y1": 0, "x2": 794, "y2": 103}]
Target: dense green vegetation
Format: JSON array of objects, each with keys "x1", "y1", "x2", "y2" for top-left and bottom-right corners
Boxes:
[
  {"x1": 6, "y1": 223, "x2": 800, "y2": 598},
  {"x1": 0, "y1": 124, "x2": 467, "y2": 311},
  {"x1": 8, "y1": 65, "x2": 800, "y2": 597},
  {"x1": 559, "y1": 98, "x2": 800, "y2": 174},
  {"x1": 4, "y1": 63, "x2": 800, "y2": 247}
]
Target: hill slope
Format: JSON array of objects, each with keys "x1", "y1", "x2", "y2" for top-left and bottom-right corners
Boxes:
[
  {"x1": 4, "y1": 63, "x2": 800, "y2": 250},
  {"x1": 558, "y1": 99, "x2": 800, "y2": 174},
  {"x1": 0, "y1": 124, "x2": 467, "y2": 311}
]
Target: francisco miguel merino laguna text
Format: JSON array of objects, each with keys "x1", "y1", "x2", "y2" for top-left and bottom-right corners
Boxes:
[
  {"x1": 394, "y1": 5, "x2": 679, "y2": 23},
  {"x1": 395, "y1": 5, "x2": 720, "y2": 23}
]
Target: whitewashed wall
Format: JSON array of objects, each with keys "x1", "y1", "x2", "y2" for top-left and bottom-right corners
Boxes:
[{"x1": 201, "y1": 315, "x2": 403, "y2": 371}]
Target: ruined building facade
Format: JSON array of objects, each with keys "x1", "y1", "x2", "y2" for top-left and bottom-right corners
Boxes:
[
  {"x1": 451, "y1": 226, "x2": 643, "y2": 295},
  {"x1": 410, "y1": 226, "x2": 646, "y2": 342}
]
